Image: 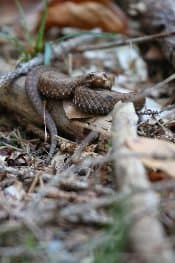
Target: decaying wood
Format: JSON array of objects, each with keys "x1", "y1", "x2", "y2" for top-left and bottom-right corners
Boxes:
[{"x1": 112, "y1": 102, "x2": 174, "y2": 263}]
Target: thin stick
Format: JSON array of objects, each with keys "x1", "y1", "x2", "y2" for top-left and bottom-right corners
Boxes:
[{"x1": 77, "y1": 31, "x2": 175, "y2": 52}]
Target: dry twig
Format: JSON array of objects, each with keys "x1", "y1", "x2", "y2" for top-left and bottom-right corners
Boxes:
[{"x1": 77, "y1": 30, "x2": 175, "y2": 52}]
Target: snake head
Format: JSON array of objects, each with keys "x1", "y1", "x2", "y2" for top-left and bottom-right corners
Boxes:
[{"x1": 85, "y1": 72, "x2": 115, "y2": 90}]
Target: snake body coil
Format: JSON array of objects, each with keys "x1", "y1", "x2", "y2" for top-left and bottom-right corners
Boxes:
[{"x1": 25, "y1": 66, "x2": 144, "y2": 161}]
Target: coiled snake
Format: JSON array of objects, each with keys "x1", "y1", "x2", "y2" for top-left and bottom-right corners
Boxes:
[{"x1": 25, "y1": 66, "x2": 144, "y2": 161}]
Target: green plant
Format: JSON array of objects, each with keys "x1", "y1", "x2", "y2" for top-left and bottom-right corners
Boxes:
[
  {"x1": 0, "y1": 1, "x2": 120, "y2": 63},
  {"x1": 94, "y1": 200, "x2": 130, "y2": 263},
  {"x1": 35, "y1": 0, "x2": 48, "y2": 53},
  {"x1": 0, "y1": 0, "x2": 48, "y2": 61}
]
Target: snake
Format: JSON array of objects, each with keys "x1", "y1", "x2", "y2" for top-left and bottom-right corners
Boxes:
[{"x1": 25, "y1": 65, "x2": 145, "y2": 161}]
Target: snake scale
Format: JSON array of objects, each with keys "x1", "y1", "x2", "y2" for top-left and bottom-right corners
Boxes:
[{"x1": 25, "y1": 66, "x2": 145, "y2": 161}]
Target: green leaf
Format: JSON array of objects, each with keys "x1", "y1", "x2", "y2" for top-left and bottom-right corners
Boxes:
[
  {"x1": 35, "y1": 0, "x2": 48, "y2": 52},
  {"x1": 57, "y1": 31, "x2": 118, "y2": 43}
]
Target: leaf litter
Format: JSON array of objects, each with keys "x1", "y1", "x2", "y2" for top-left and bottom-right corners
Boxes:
[{"x1": 0, "y1": 1, "x2": 175, "y2": 262}]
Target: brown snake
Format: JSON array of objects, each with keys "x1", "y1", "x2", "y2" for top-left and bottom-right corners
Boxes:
[{"x1": 25, "y1": 66, "x2": 144, "y2": 161}]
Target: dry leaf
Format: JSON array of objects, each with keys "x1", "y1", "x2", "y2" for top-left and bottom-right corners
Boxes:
[
  {"x1": 63, "y1": 100, "x2": 92, "y2": 119},
  {"x1": 0, "y1": 0, "x2": 128, "y2": 41},
  {"x1": 148, "y1": 171, "x2": 167, "y2": 182},
  {"x1": 43, "y1": 0, "x2": 128, "y2": 33},
  {"x1": 126, "y1": 137, "x2": 175, "y2": 177}
]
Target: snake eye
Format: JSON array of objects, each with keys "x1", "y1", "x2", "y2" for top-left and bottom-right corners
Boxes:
[
  {"x1": 85, "y1": 73, "x2": 97, "y2": 83},
  {"x1": 87, "y1": 72, "x2": 95, "y2": 78}
]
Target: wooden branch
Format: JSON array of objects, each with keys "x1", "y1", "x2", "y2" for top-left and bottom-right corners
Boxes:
[
  {"x1": 77, "y1": 31, "x2": 175, "y2": 52},
  {"x1": 112, "y1": 102, "x2": 174, "y2": 263}
]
